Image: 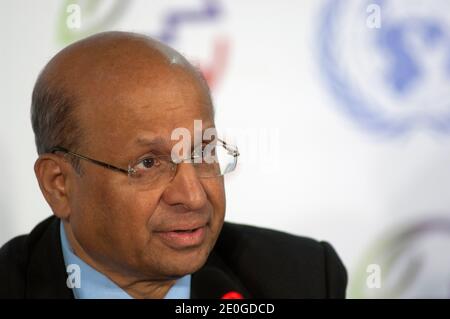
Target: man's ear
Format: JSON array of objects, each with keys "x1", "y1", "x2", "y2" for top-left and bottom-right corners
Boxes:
[{"x1": 34, "y1": 154, "x2": 73, "y2": 219}]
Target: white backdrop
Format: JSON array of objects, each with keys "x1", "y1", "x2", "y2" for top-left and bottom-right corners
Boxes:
[{"x1": 1, "y1": 0, "x2": 450, "y2": 298}]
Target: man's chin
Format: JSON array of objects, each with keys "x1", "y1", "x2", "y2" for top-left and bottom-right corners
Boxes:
[{"x1": 156, "y1": 244, "x2": 211, "y2": 277}]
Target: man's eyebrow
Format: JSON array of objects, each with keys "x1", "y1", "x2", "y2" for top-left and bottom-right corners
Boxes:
[{"x1": 135, "y1": 136, "x2": 167, "y2": 146}]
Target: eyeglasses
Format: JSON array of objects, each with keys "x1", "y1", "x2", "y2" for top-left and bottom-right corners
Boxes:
[{"x1": 49, "y1": 138, "x2": 239, "y2": 188}]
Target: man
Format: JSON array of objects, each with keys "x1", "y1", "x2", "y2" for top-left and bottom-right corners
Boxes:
[{"x1": 0, "y1": 31, "x2": 347, "y2": 299}]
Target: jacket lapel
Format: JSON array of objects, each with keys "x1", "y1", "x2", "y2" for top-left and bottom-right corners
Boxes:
[{"x1": 25, "y1": 217, "x2": 74, "y2": 298}]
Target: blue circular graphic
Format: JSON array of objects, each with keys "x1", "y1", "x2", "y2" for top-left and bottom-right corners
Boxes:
[{"x1": 318, "y1": 0, "x2": 450, "y2": 135}]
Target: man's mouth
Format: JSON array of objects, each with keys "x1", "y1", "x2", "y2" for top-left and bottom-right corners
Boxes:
[
  {"x1": 174, "y1": 229, "x2": 197, "y2": 233},
  {"x1": 156, "y1": 225, "x2": 207, "y2": 250}
]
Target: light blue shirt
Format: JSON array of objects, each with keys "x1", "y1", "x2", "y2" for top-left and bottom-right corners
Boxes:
[{"x1": 59, "y1": 221, "x2": 191, "y2": 299}]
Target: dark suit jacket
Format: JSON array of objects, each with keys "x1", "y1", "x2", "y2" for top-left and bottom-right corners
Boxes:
[{"x1": 0, "y1": 216, "x2": 347, "y2": 298}]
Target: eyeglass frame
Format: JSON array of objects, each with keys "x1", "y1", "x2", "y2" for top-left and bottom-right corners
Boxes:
[{"x1": 48, "y1": 138, "x2": 240, "y2": 178}]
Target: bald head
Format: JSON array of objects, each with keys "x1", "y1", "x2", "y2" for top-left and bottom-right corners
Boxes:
[{"x1": 31, "y1": 31, "x2": 211, "y2": 156}]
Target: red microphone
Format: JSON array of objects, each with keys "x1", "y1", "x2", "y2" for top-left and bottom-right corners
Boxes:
[
  {"x1": 221, "y1": 291, "x2": 244, "y2": 299},
  {"x1": 192, "y1": 267, "x2": 247, "y2": 298}
]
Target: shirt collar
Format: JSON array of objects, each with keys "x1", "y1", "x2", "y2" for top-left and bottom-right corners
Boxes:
[{"x1": 59, "y1": 220, "x2": 191, "y2": 299}]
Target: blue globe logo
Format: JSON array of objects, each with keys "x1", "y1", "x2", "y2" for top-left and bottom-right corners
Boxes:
[{"x1": 318, "y1": 0, "x2": 450, "y2": 135}]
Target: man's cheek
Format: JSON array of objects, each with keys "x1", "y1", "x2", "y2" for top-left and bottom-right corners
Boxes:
[
  {"x1": 117, "y1": 194, "x2": 160, "y2": 232},
  {"x1": 203, "y1": 179, "x2": 225, "y2": 202}
]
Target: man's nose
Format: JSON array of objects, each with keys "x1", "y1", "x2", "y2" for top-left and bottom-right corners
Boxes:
[{"x1": 161, "y1": 162, "x2": 207, "y2": 211}]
